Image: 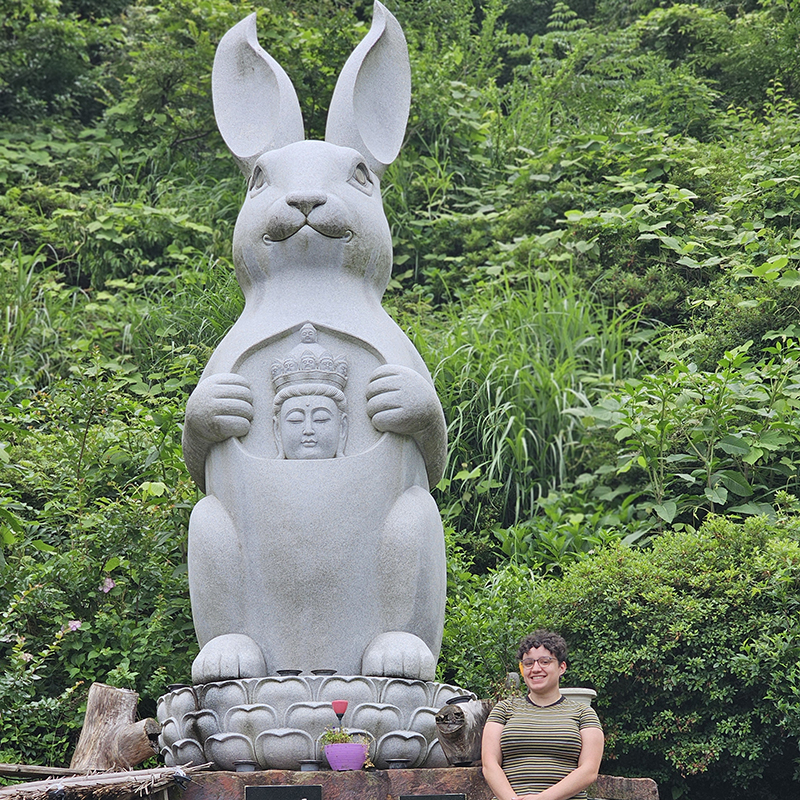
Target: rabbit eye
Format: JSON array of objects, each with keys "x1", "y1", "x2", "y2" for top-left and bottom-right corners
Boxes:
[
  {"x1": 249, "y1": 166, "x2": 266, "y2": 192},
  {"x1": 354, "y1": 163, "x2": 370, "y2": 186}
]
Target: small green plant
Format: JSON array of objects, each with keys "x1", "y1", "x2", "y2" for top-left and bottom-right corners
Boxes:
[{"x1": 318, "y1": 727, "x2": 368, "y2": 746}]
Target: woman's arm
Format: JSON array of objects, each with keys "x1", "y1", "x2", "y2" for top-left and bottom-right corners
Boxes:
[
  {"x1": 481, "y1": 720, "x2": 523, "y2": 800},
  {"x1": 532, "y1": 727, "x2": 605, "y2": 800}
]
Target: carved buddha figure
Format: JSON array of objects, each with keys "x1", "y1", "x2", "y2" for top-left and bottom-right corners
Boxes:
[{"x1": 271, "y1": 323, "x2": 349, "y2": 460}]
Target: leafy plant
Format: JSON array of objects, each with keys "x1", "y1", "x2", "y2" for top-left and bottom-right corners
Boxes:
[
  {"x1": 318, "y1": 727, "x2": 368, "y2": 746},
  {"x1": 570, "y1": 337, "x2": 800, "y2": 528}
]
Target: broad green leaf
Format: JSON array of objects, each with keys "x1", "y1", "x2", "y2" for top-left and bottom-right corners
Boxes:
[
  {"x1": 743, "y1": 447, "x2": 764, "y2": 465},
  {"x1": 717, "y1": 470, "x2": 754, "y2": 497},
  {"x1": 705, "y1": 486, "x2": 728, "y2": 505},
  {"x1": 728, "y1": 502, "x2": 775, "y2": 516},
  {"x1": 717, "y1": 435, "x2": 750, "y2": 456},
  {"x1": 0, "y1": 506, "x2": 24, "y2": 533},
  {"x1": 653, "y1": 501, "x2": 677, "y2": 522}
]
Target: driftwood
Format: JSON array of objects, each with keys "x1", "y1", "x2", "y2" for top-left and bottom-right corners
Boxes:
[
  {"x1": 69, "y1": 683, "x2": 160, "y2": 772},
  {"x1": 0, "y1": 766, "x2": 82, "y2": 780},
  {"x1": 0, "y1": 764, "x2": 212, "y2": 800},
  {"x1": 435, "y1": 699, "x2": 494, "y2": 766}
]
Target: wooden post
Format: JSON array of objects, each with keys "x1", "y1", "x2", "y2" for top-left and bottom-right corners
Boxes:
[{"x1": 69, "y1": 682, "x2": 161, "y2": 771}]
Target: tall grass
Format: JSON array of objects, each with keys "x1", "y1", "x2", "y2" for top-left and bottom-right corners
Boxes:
[
  {"x1": 0, "y1": 244, "x2": 71, "y2": 386},
  {"x1": 412, "y1": 270, "x2": 646, "y2": 529}
]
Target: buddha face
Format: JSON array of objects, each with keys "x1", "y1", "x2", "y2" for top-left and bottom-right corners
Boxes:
[{"x1": 275, "y1": 394, "x2": 347, "y2": 459}]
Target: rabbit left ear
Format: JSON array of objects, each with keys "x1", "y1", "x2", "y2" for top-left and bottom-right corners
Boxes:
[
  {"x1": 325, "y1": 1, "x2": 411, "y2": 178},
  {"x1": 212, "y1": 13, "x2": 305, "y2": 177}
]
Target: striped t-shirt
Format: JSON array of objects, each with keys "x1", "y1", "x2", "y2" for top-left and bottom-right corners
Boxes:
[{"x1": 486, "y1": 695, "x2": 602, "y2": 799}]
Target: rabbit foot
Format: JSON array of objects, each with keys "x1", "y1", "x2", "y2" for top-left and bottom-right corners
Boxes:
[
  {"x1": 361, "y1": 631, "x2": 436, "y2": 681},
  {"x1": 192, "y1": 634, "x2": 267, "y2": 683}
]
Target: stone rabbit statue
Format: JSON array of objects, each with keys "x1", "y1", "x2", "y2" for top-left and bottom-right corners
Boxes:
[{"x1": 183, "y1": 1, "x2": 447, "y2": 685}]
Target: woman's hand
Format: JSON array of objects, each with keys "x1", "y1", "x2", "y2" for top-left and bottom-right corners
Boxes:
[{"x1": 535, "y1": 726, "x2": 604, "y2": 800}]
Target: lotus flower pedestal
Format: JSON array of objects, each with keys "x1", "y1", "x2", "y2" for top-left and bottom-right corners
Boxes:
[{"x1": 157, "y1": 676, "x2": 473, "y2": 771}]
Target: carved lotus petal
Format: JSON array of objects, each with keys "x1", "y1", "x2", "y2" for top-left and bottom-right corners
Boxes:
[
  {"x1": 198, "y1": 681, "x2": 249, "y2": 713},
  {"x1": 285, "y1": 701, "x2": 336, "y2": 739},
  {"x1": 205, "y1": 732, "x2": 255, "y2": 771},
  {"x1": 171, "y1": 738, "x2": 206, "y2": 767},
  {"x1": 181, "y1": 709, "x2": 220, "y2": 744},
  {"x1": 421, "y1": 738, "x2": 449, "y2": 768},
  {"x1": 252, "y1": 677, "x2": 311, "y2": 708},
  {"x1": 351, "y1": 702, "x2": 402, "y2": 739},
  {"x1": 380, "y1": 678, "x2": 430, "y2": 711},
  {"x1": 161, "y1": 747, "x2": 175, "y2": 767},
  {"x1": 159, "y1": 687, "x2": 197, "y2": 721},
  {"x1": 255, "y1": 729, "x2": 315, "y2": 770},
  {"x1": 158, "y1": 717, "x2": 181, "y2": 748},
  {"x1": 430, "y1": 683, "x2": 475, "y2": 707},
  {"x1": 408, "y1": 707, "x2": 438, "y2": 741},
  {"x1": 314, "y1": 676, "x2": 376, "y2": 708},
  {"x1": 224, "y1": 704, "x2": 279, "y2": 737},
  {"x1": 374, "y1": 731, "x2": 427, "y2": 769}
]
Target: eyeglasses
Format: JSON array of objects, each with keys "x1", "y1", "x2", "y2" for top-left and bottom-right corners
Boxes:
[{"x1": 520, "y1": 656, "x2": 557, "y2": 669}]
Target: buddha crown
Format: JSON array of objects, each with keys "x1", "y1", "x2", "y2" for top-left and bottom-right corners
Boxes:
[{"x1": 270, "y1": 323, "x2": 348, "y2": 392}]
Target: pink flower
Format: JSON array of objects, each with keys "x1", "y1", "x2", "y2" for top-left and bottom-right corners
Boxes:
[
  {"x1": 101, "y1": 577, "x2": 116, "y2": 593},
  {"x1": 68, "y1": 620, "x2": 82, "y2": 632},
  {"x1": 21, "y1": 652, "x2": 33, "y2": 662}
]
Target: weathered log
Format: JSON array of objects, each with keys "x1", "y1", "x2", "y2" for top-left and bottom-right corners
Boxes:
[
  {"x1": 0, "y1": 765, "x2": 82, "y2": 780},
  {"x1": 435, "y1": 699, "x2": 494, "y2": 766},
  {"x1": 69, "y1": 683, "x2": 160, "y2": 771},
  {"x1": 0, "y1": 764, "x2": 212, "y2": 800}
]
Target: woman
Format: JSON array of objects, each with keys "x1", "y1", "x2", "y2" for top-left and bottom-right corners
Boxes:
[{"x1": 481, "y1": 630, "x2": 604, "y2": 800}]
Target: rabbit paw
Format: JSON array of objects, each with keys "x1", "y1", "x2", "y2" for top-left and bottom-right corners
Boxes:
[
  {"x1": 361, "y1": 631, "x2": 436, "y2": 681},
  {"x1": 185, "y1": 372, "x2": 254, "y2": 443},
  {"x1": 192, "y1": 634, "x2": 267, "y2": 683},
  {"x1": 366, "y1": 364, "x2": 439, "y2": 435}
]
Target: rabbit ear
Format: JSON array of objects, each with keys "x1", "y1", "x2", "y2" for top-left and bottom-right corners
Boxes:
[
  {"x1": 212, "y1": 13, "x2": 305, "y2": 177},
  {"x1": 325, "y1": 1, "x2": 410, "y2": 178}
]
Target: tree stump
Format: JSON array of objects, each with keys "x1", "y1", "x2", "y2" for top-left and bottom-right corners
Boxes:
[{"x1": 70, "y1": 682, "x2": 161, "y2": 771}]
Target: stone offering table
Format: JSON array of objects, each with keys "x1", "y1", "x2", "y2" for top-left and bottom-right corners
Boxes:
[{"x1": 168, "y1": 767, "x2": 659, "y2": 800}]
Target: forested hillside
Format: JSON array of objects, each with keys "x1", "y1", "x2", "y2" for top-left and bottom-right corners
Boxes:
[{"x1": 2, "y1": 1, "x2": 800, "y2": 798}]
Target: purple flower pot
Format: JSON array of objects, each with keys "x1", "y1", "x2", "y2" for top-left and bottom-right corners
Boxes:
[{"x1": 323, "y1": 742, "x2": 368, "y2": 771}]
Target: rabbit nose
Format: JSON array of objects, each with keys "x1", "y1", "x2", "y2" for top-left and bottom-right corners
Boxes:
[{"x1": 286, "y1": 192, "x2": 327, "y2": 217}]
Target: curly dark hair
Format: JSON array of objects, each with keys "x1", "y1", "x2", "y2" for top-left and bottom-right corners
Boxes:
[{"x1": 517, "y1": 629, "x2": 568, "y2": 664}]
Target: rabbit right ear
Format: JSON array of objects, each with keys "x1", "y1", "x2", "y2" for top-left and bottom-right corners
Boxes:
[
  {"x1": 325, "y1": 1, "x2": 411, "y2": 178},
  {"x1": 212, "y1": 13, "x2": 304, "y2": 177}
]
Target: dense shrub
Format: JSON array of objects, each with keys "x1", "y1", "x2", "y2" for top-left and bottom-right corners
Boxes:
[
  {"x1": 441, "y1": 512, "x2": 800, "y2": 799},
  {"x1": 0, "y1": 362, "x2": 197, "y2": 764}
]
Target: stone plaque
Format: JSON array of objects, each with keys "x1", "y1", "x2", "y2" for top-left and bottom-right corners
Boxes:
[
  {"x1": 245, "y1": 786, "x2": 322, "y2": 800},
  {"x1": 400, "y1": 795, "x2": 466, "y2": 800}
]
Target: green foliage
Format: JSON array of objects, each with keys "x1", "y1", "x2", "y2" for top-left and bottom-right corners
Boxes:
[
  {"x1": 438, "y1": 545, "x2": 538, "y2": 696},
  {"x1": 318, "y1": 727, "x2": 368, "y2": 746},
  {"x1": 492, "y1": 483, "x2": 650, "y2": 573},
  {"x1": 416, "y1": 271, "x2": 645, "y2": 531},
  {"x1": 571, "y1": 336, "x2": 800, "y2": 528},
  {"x1": 442, "y1": 512, "x2": 800, "y2": 799},
  {"x1": 0, "y1": 0, "x2": 124, "y2": 122},
  {"x1": 2, "y1": 0, "x2": 800, "y2": 792},
  {"x1": 0, "y1": 354, "x2": 197, "y2": 763}
]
